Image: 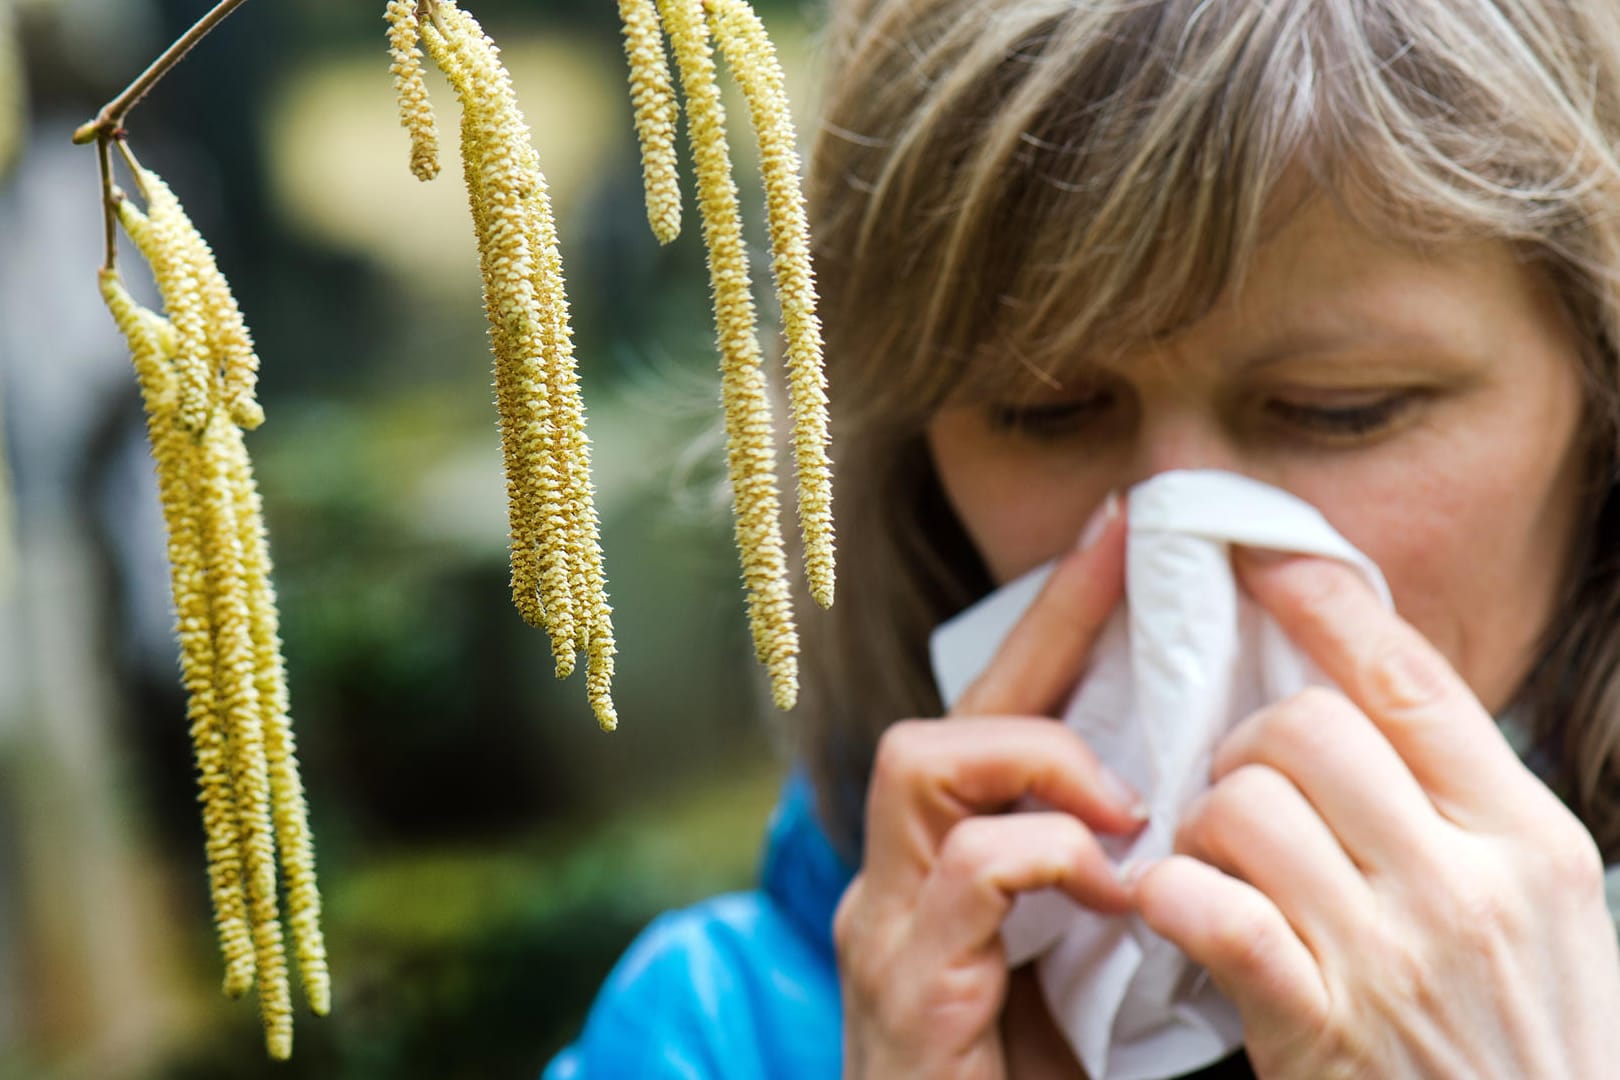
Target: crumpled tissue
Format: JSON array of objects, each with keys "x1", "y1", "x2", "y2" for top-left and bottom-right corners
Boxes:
[{"x1": 928, "y1": 469, "x2": 1391, "y2": 1080}]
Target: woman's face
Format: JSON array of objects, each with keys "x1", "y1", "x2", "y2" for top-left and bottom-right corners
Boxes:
[{"x1": 926, "y1": 200, "x2": 1593, "y2": 713}]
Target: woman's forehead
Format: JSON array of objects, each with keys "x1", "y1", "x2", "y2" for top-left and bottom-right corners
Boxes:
[{"x1": 953, "y1": 203, "x2": 1539, "y2": 399}]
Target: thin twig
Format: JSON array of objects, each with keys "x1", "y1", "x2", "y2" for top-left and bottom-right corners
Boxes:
[
  {"x1": 114, "y1": 138, "x2": 152, "y2": 199},
  {"x1": 72, "y1": 0, "x2": 257, "y2": 145},
  {"x1": 97, "y1": 135, "x2": 117, "y2": 271}
]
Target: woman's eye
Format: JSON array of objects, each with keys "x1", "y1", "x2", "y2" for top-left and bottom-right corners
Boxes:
[
  {"x1": 1265, "y1": 393, "x2": 1417, "y2": 438},
  {"x1": 986, "y1": 395, "x2": 1110, "y2": 439}
]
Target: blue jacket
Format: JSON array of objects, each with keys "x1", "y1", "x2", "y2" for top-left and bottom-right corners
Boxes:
[{"x1": 543, "y1": 773, "x2": 854, "y2": 1079}]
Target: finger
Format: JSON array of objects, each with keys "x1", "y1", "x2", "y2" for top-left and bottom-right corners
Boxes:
[
  {"x1": 1176, "y1": 764, "x2": 1374, "y2": 953},
  {"x1": 953, "y1": 493, "x2": 1125, "y2": 718},
  {"x1": 1234, "y1": 551, "x2": 1526, "y2": 821},
  {"x1": 909, "y1": 812, "x2": 1130, "y2": 957},
  {"x1": 1134, "y1": 855, "x2": 1329, "y2": 1040},
  {"x1": 1212, "y1": 687, "x2": 1445, "y2": 871},
  {"x1": 865, "y1": 718, "x2": 1146, "y2": 894}
]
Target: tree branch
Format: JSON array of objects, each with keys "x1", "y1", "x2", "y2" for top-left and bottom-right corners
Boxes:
[
  {"x1": 72, "y1": 0, "x2": 257, "y2": 145},
  {"x1": 97, "y1": 135, "x2": 116, "y2": 270}
]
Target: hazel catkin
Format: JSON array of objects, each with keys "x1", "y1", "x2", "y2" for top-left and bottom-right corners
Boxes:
[
  {"x1": 101, "y1": 168, "x2": 326, "y2": 1060},
  {"x1": 100, "y1": 269, "x2": 260, "y2": 999},
  {"x1": 618, "y1": 0, "x2": 682, "y2": 245},
  {"x1": 659, "y1": 0, "x2": 800, "y2": 709},
  {"x1": 705, "y1": 0, "x2": 834, "y2": 610},
  {"x1": 389, "y1": 0, "x2": 834, "y2": 719},
  {"x1": 414, "y1": 1, "x2": 621, "y2": 722},
  {"x1": 386, "y1": 0, "x2": 441, "y2": 181}
]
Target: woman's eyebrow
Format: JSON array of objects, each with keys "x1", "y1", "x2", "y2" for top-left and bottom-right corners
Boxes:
[{"x1": 1232, "y1": 318, "x2": 1472, "y2": 373}]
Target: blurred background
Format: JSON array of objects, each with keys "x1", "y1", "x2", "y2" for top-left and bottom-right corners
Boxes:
[{"x1": 0, "y1": 0, "x2": 826, "y2": 1074}]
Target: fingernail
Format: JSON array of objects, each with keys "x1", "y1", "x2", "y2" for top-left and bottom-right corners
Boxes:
[
  {"x1": 1077, "y1": 491, "x2": 1121, "y2": 551},
  {"x1": 1116, "y1": 857, "x2": 1156, "y2": 887},
  {"x1": 1097, "y1": 763, "x2": 1148, "y2": 821},
  {"x1": 1235, "y1": 546, "x2": 1289, "y2": 567}
]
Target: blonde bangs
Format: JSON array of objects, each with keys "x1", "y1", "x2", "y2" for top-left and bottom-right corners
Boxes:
[{"x1": 810, "y1": 0, "x2": 1620, "y2": 422}]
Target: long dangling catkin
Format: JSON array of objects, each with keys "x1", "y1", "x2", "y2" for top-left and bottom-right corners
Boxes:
[
  {"x1": 421, "y1": 7, "x2": 580, "y2": 676},
  {"x1": 658, "y1": 0, "x2": 799, "y2": 710},
  {"x1": 107, "y1": 168, "x2": 325, "y2": 1058},
  {"x1": 512, "y1": 89, "x2": 619, "y2": 729},
  {"x1": 99, "y1": 268, "x2": 258, "y2": 1000},
  {"x1": 416, "y1": 2, "x2": 620, "y2": 722},
  {"x1": 618, "y1": 0, "x2": 682, "y2": 245},
  {"x1": 534, "y1": 202, "x2": 619, "y2": 730},
  {"x1": 392, "y1": 0, "x2": 829, "y2": 719},
  {"x1": 705, "y1": 0, "x2": 834, "y2": 610},
  {"x1": 225, "y1": 421, "x2": 330, "y2": 1017},
  {"x1": 386, "y1": 0, "x2": 441, "y2": 181},
  {"x1": 421, "y1": 21, "x2": 556, "y2": 642},
  {"x1": 198, "y1": 409, "x2": 293, "y2": 1061}
]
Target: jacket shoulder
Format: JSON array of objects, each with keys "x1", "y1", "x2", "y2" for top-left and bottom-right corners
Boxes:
[{"x1": 543, "y1": 890, "x2": 841, "y2": 1080}]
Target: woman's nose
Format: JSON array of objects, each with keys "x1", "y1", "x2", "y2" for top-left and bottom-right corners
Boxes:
[{"x1": 1126, "y1": 405, "x2": 1246, "y2": 486}]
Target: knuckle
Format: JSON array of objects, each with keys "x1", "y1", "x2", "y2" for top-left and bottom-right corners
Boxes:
[
  {"x1": 832, "y1": 880, "x2": 866, "y2": 958},
  {"x1": 1046, "y1": 815, "x2": 1094, "y2": 865},
  {"x1": 832, "y1": 882, "x2": 897, "y2": 1009},
  {"x1": 1261, "y1": 690, "x2": 1354, "y2": 758},
  {"x1": 1534, "y1": 820, "x2": 1606, "y2": 898},
  {"x1": 936, "y1": 818, "x2": 1001, "y2": 880},
  {"x1": 1287, "y1": 561, "x2": 1364, "y2": 624},
  {"x1": 1282, "y1": 685, "x2": 1356, "y2": 727},
  {"x1": 877, "y1": 964, "x2": 975, "y2": 1041},
  {"x1": 1221, "y1": 761, "x2": 1287, "y2": 800},
  {"x1": 1362, "y1": 634, "x2": 1452, "y2": 715},
  {"x1": 871, "y1": 720, "x2": 936, "y2": 790},
  {"x1": 1206, "y1": 765, "x2": 1282, "y2": 829},
  {"x1": 1179, "y1": 766, "x2": 1289, "y2": 863},
  {"x1": 1207, "y1": 904, "x2": 1283, "y2": 976},
  {"x1": 1228, "y1": 690, "x2": 1357, "y2": 778},
  {"x1": 1425, "y1": 860, "x2": 1523, "y2": 944}
]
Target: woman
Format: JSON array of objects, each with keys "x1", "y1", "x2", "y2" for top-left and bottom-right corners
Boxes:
[{"x1": 547, "y1": 0, "x2": 1620, "y2": 1075}]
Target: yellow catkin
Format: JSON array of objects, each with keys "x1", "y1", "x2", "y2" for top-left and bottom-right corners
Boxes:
[
  {"x1": 706, "y1": 0, "x2": 835, "y2": 609},
  {"x1": 98, "y1": 269, "x2": 257, "y2": 998},
  {"x1": 386, "y1": 0, "x2": 441, "y2": 181},
  {"x1": 420, "y1": 21, "x2": 549, "y2": 640},
  {"x1": 198, "y1": 413, "x2": 292, "y2": 1060},
  {"x1": 171, "y1": 186, "x2": 265, "y2": 431},
  {"x1": 530, "y1": 180, "x2": 618, "y2": 729},
  {"x1": 225, "y1": 422, "x2": 330, "y2": 1017},
  {"x1": 618, "y1": 0, "x2": 682, "y2": 245},
  {"x1": 118, "y1": 181, "x2": 213, "y2": 436},
  {"x1": 424, "y1": 5, "x2": 584, "y2": 680},
  {"x1": 659, "y1": 0, "x2": 798, "y2": 710},
  {"x1": 513, "y1": 93, "x2": 618, "y2": 721}
]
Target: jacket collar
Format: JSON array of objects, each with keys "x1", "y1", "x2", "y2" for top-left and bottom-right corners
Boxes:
[{"x1": 761, "y1": 771, "x2": 857, "y2": 962}]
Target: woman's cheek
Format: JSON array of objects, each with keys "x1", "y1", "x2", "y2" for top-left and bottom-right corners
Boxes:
[
  {"x1": 929, "y1": 423, "x2": 1110, "y2": 585},
  {"x1": 1317, "y1": 445, "x2": 1572, "y2": 716}
]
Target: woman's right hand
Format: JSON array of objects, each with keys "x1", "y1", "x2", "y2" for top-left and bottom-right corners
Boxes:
[{"x1": 834, "y1": 501, "x2": 1147, "y2": 1079}]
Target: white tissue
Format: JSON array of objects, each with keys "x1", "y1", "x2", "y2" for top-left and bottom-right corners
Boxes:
[{"x1": 928, "y1": 470, "x2": 1391, "y2": 1080}]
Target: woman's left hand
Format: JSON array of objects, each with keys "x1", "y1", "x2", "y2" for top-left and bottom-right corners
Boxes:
[{"x1": 1131, "y1": 550, "x2": 1620, "y2": 1079}]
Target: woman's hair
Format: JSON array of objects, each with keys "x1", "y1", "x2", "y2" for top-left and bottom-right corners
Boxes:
[{"x1": 796, "y1": 0, "x2": 1620, "y2": 859}]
